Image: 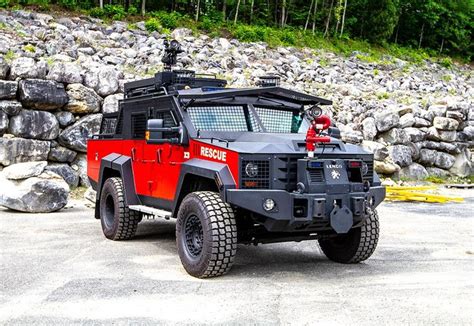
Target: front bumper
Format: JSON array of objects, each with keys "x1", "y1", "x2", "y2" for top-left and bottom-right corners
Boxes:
[{"x1": 226, "y1": 186, "x2": 385, "y2": 233}]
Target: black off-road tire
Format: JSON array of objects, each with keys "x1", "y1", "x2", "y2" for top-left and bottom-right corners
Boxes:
[
  {"x1": 100, "y1": 177, "x2": 140, "y2": 241},
  {"x1": 319, "y1": 208, "x2": 379, "y2": 263},
  {"x1": 176, "y1": 191, "x2": 237, "y2": 278}
]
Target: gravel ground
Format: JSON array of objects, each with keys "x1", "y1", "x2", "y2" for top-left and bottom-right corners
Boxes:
[{"x1": 0, "y1": 191, "x2": 473, "y2": 325}]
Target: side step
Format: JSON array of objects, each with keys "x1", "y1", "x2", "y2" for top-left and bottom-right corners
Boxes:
[{"x1": 128, "y1": 205, "x2": 172, "y2": 220}]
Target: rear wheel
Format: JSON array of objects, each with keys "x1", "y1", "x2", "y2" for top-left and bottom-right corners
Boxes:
[
  {"x1": 176, "y1": 191, "x2": 237, "y2": 278},
  {"x1": 100, "y1": 177, "x2": 140, "y2": 240},
  {"x1": 319, "y1": 208, "x2": 379, "y2": 263}
]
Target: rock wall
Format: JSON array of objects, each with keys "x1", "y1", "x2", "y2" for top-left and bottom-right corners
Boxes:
[{"x1": 0, "y1": 9, "x2": 473, "y2": 207}]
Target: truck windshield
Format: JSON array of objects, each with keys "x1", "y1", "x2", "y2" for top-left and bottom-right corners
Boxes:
[{"x1": 187, "y1": 105, "x2": 308, "y2": 133}]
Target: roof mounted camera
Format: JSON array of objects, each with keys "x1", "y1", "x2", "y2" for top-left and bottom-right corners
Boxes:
[{"x1": 161, "y1": 39, "x2": 184, "y2": 71}]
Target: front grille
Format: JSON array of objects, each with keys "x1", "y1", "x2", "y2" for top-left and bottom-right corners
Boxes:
[
  {"x1": 308, "y1": 169, "x2": 324, "y2": 183},
  {"x1": 241, "y1": 160, "x2": 270, "y2": 189},
  {"x1": 275, "y1": 156, "x2": 302, "y2": 191}
]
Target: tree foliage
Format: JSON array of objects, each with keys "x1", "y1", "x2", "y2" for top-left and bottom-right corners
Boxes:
[{"x1": 2, "y1": 0, "x2": 472, "y2": 59}]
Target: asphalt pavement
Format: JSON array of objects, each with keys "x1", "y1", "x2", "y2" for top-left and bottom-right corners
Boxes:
[{"x1": 0, "y1": 192, "x2": 473, "y2": 325}]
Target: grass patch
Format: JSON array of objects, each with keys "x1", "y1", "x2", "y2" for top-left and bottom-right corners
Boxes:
[{"x1": 4, "y1": 49, "x2": 15, "y2": 62}]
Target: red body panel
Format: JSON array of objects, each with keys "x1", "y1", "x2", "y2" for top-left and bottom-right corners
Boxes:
[{"x1": 87, "y1": 138, "x2": 239, "y2": 202}]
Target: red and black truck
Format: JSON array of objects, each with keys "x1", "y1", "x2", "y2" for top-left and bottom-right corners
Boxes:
[{"x1": 87, "y1": 41, "x2": 385, "y2": 278}]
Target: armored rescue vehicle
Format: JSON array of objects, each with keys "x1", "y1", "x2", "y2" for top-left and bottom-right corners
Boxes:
[{"x1": 87, "y1": 40, "x2": 385, "y2": 278}]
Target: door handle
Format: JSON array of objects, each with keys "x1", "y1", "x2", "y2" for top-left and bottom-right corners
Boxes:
[
  {"x1": 131, "y1": 148, "x2": 136, "y2": 161},
  {"x1": 156, "y1": 149, "x2": 162, "y2": 164}
]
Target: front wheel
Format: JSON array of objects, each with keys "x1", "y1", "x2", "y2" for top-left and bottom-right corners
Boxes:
[
  {"x1": 176, "y1": 191, "x2": 237, "y2": 278},
  {"x1": 99, "y1": 177, "x2": 140, "y2": 241},
  {"x1": 319, "y1": 208, "x2": 379, "y2": 263}
]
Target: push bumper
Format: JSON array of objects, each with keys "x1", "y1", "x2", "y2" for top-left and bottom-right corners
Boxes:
[{"x1": 226, "y1": 186, "x2": 385, "y2": 233}]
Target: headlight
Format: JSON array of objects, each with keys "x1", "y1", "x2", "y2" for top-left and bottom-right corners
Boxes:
[
  {"x1": 361, "y1": 162, "x2": 368, "y2": 176},
  {"x1": 263, "y1": 198, "x2": 275, "y2": 211},
  {"x1": 245, "y1": 162, "x2": 259, "y2": 177}
]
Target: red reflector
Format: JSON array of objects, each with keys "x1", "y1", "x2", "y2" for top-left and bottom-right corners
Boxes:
[
  {"x1": 348, "y1": 161, "x2": 362, "y2": 168},
  {"x1": 244, "y1": 181, "x2": 258, "y2": 188}
]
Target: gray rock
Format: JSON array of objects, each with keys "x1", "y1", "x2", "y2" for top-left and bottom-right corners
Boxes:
[
  {"x1": 102, "y1": 93, "x2": 123, "y2": 114},
  {"x1": 361, "y1": 117, "x2": 377, "y2": 140},
  {"x1": 19, "y1": 79, "x2": 69, "y2": 110},
  {"x1": 399, "y1": 113, "x2": 415, "y2": 128},
  {"x1": 48, "y1": 145, "x2": 77, "y2": 163},
  {"x1": 71, "y1": 153, "x2": 89, "y2": 187},
  {"x1": 426, "y1": 167, "x2": 450, "y2": 178},
  {"x1": 448, "y1": 149, "x2": 472, "y2": 177},
  {"x1": 404, "y1": 127, "x2": 425, "y2": 142},
  {"x1": 419, "y1": 149, "x2": 437, "y2": 167},
  {"x1": 10, "y1": 57, "x2": 47, "y2": 80},
  {"x1": 58, "y1": 113, "x2": 102, "y2": 152},
  {"x1": 414, "y1": 117, "x2": 431, "y2": 128},
  {"x1": 8, "y1": 110, "x2": 59, "y2": 140},
  {"x1": 46, "y1": 62, "x2": 83, "y2": 84},
  {"x1": 0, "y1": 81, "x2": 17, "y2": 100},
  {"x1": 341, "y1": 130, "x2": 363, "y2": 144},
  {"x1": 0, "y1": 57, "x2": 9, "y2": 79},
  {"x1": 2, "y1": 161, "x2": 47, "y2": 180},
  {"x1": 378, "y1": 128, "x2": 409, "y2": 145},
  {"x1": 462, "y1": 126, "x2": 474, "y2": 140},
  {"x1": 0, "y1": 111, "x2": 7, "y2": 135},
  {"x1": 45, "y1": 163, "x2": 80, "y2": 188},
  {"x1": 388, "y1": 145, "x2": 413, "y2": 167},
  {"x1": 0, "y1": 171, "x2": 69, "y2": 213},
  {"x1": 54, "y1": 111, "x2": 75, "y2": 128},
  {"x1": 374, "y1": 160, "x2": 400, "y2": 175},
  {"x1": 361, "y1": 141, "x2": 389, "y2": 161},
  {"x1": 428, "y1": 105, "x2": 447, "y2": 117},
  {"x1": 426, "y1": 127, "x2": 456, "y2": 142},
  {"x1": 0, "y1": 137, "x2": 50, "y2": 166},
  {"x1": 84, "y1": 186, "x2": 97, "y2": 203},
  {"x1": 65, "y1": 83, "x2": 102, "y2": 114},
  {"x1": 374, "y1": 112, "x2": 399, "y2": 132},
  {"x1": 396, "y1": 163, "x2": 429, "y2": 180},
  {"x1": 433, "y1": 117, "x2": 459, "y2": 131},
  {"x1": 434, "y1": 151, "x2": 456, "y2": 170},
  {"x1": 84, "y1": 66, "x2": 120, "y2": 97},
  {"x1": 0, "y1": 101, "x2": 22, "y2": 116},
  {"x1": 421, "y1": 141, "x2": 459, "y2": 154}
]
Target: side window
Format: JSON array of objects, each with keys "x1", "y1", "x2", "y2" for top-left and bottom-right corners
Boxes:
[{"x1": 131, "y1": 112, "x2": 147, "y2": 139}]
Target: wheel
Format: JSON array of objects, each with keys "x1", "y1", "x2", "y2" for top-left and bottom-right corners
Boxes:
[
  {"x1": 99, "y1": 177, "x2": 140, "y2": 241},
  {"x1": 319, "y1": 208, "x2": 379, "y2": 263},
  {"x1": 176, "y1": 191, "x2": 237, "y2": 278}
]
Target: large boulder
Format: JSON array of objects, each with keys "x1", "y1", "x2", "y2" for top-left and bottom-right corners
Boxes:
[
  {"x1": 8, "y1": 110, "x2": 60, "y2": 140},
  {"x1": 84, "y1": 66, "x2": 120, "y2": 97},
  {"x1": 0, "y1": 100, "x2": 22, "y2": 116},
  {"x1": 58, "y1": 113, "x2": 102, "y2": 152},
  {"x1": 64, "y1": 83, "x2": 102, "y2": 114},
  {"x1": 2, "y1": 161, "x2": 47, "y2": 180},
  {"x1": 448, "y1": 149, "x2": 471, "y2": 176},
  {"x1": 102, "y1": 93, "x2": 123, "y2": 113},
  {"x1": 0, "y1": 81, "x2": 18, "y2": 100},
  {"x1": 46, "y1": 61, "x2": 83, "y2": 84},
  {"x1": 387, "y1": 145, "x2": 413, "y2": 167},
  {"x1": 377, "y1": 128, "x2": 409, "y2": 145},
  {"x1": 0, "y1": 171, "x2": 69, "y2": 213},
  {"x1": 433, "y1": 117, "x2": 459, "y2": 131},
  {"x1": 361, "y1": 117, "x2": 377, "y2": 140},
  {"x1": 404, "y1": 127, "x2": 425, "y2": 142},
  {"x1": 399, "y1": 113, "x2": 415, "y2": 128},
  {"x1": 54, "y1": 111, "x2": 76, "y2": 128},
  {"x1": 45, "y1": 163, "x2": 80, "y2": 188},
  {"x1": 421, "y1": 141, "x2": 459, "y2": 154},
  {"x1": 71, "y1": 153, "x2": 89, "y2": 187},
  {"x1": 0, "y1": 137, "x2": 50, "y2": 166},
  {"x1": 426, "y1": 167, "x2": 450, "y2": 178},
  {"x1": 434, "y1": 151, "x2": 456, "y2": 170},
  {"x1": 374, "y1": 160, "x2": 400, "y2": 175},
  {"x1": 395, "y1": 163, "x2": 429, "y2": 180},
  {"x1": 10, "y1": 57, "x2": 47, "y2": 80},
  {"x1": 48, "y1": 144, "x2": 77, "y2": 163},
  {"x1": 19, "y1": 79, "x2": 69, "y2": 110},
  {"x1": 374, "y1": 112, "x2": 399, "y2": 132},
  {"x1": 0, "y1": 111, "x2": 7, "y2": 135},
  {"x1": 361, "y1": 140, "x2": 389, "y2": 161}
]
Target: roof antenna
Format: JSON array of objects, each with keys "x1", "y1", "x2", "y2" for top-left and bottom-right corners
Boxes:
[{"x1": 161, "y1": 39, "x2": 183, "y2": 72}]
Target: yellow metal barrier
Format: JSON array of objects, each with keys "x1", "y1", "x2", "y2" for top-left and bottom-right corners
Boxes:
[{"x1": 386, "y1": 186, "x2": 464, "y2": 203}]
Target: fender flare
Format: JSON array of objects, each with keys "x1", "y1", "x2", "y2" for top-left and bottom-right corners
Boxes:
[
  {"x1": 95, "y1": 153, "x2": 140, "y2": 218},
  {"x1": 172, "y1": 158, "x2": 236, "y2": 215}
]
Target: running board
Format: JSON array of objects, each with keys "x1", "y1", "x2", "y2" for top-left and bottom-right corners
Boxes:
[{"x1": 128, "y1": 205, "x2": 172, "y2": 220}]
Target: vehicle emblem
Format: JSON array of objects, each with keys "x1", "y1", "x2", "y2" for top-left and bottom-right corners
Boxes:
[{"x1": 331, "y1": 169, "x2": 340, "y2": 179}]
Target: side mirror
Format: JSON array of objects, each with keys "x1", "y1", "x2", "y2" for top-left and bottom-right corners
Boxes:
[{"x1": 146, "y1": 119, "x2": 189, "y2": 145}]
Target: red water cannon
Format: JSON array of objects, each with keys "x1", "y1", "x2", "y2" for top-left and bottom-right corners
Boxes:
[{"x1": 305, "y1": 108, "x2": 331, "y2": 158}]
